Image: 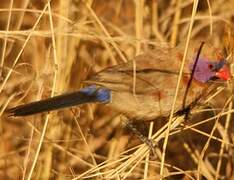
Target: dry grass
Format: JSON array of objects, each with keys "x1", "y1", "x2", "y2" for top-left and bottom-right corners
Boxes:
[{"x1": 0, "y1": 0, "x2": 234, "y2": 179}]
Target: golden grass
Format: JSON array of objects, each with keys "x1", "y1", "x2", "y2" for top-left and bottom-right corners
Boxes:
[{"x1": 1, "y1": 0, "x2": 234, "y2": 179}]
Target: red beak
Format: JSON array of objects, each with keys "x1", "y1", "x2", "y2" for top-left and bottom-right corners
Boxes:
[{"x1": 215, "y1": 65, "x2": 231, "y2": 81}]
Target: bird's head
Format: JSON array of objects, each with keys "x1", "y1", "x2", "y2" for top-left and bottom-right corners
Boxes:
[{"x1": 189, "y1": 58, "x2": 231, "y2": 83}]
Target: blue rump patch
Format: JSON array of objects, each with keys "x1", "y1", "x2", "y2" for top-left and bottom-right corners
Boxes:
[
  {"x1": 80, "y1": 85, "x2": 111, "y2": 103},
  {"x1": 96, "y1": 88, "x2": 111, "y2": 103}
]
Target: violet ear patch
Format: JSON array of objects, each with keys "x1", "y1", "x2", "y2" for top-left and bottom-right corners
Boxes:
[{"x1": 189, "y1": 58, "x2": 216, "y2": 83}]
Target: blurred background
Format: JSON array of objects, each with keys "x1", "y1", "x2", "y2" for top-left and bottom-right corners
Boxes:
[{"x1": 0, "y1": 0, "x2": 234, "y2": 179}]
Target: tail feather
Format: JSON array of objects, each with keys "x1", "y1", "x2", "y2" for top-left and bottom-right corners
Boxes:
[{"x1": 7, "y1": 86, "x2": 111, "y2": 116}]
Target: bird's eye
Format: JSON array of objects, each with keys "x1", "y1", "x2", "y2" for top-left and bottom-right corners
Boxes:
[{"x1": 208, "y1": 64, "x2": 214, "y2": 69}]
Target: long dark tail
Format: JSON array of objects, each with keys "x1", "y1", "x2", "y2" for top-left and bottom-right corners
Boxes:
[{"x1": 7, "y1": 86, "x2": 110, "y2": 116}]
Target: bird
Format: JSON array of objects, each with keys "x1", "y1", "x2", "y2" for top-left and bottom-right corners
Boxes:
[{"x1": 7, "y1": 43, "x2": 231, "y2": 121}]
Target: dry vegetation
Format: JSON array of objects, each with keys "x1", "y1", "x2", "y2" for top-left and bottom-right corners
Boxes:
[{"x1": 0, "y1": 0, "x2": 234, "y2": 179}]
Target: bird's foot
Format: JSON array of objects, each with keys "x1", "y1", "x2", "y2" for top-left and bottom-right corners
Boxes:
[{"x1": 123, "y1": 119, "x2": 157, "y2": 158}]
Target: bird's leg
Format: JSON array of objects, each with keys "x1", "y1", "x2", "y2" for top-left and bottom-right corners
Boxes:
[
  {"x1": 175, "y1": 106, "x2": 192, "y2": 126},
  {"x1": 122, "y1": 118, "x2": 157, "y2": 157},
  {"x1": 183, "y1": 107, "x2": 192, "y2": 123}
]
